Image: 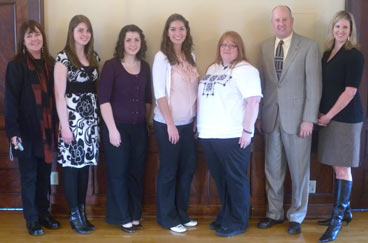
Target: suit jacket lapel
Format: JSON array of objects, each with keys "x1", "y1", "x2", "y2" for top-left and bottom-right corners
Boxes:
[
  {"x1": 265, "y1": 37, "x2": 278, "y2": 83},
  {"x1": 279, "y1": 33, "x2": 300, "y2": 82}
]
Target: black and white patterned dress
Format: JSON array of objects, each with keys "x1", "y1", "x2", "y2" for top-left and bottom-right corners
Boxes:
[{"x1": 56, "y1": 51, "x2": 99, "y2": 168}]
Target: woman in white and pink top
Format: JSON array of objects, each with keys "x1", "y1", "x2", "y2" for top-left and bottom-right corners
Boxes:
[{"x1": 152, "y1": 13, "x2": 199, "y2": 234}]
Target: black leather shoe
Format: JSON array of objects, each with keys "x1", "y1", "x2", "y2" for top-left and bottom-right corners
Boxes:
[
  {"x1": 215, "y1": 227, "x2": 245, "y2": 237},
  {"x1": 288, "y1": 222, "x2": 301, "y2": 235},
  {"x1": 257, "y1": 218, "x2": 284, "y2": 229},
  {"x1": 39, "y1": 215, "x2": 61, "y2": 229},
  {"x1": 27, "y1": 221, "x2": 44, "y2": 236},
  {"x1": 209, "y1": 221, "x2": 221, "y2": 231},
  {"x1": 132, "y1": 223, "x2": 143, "y2": 230},
  {"x1": 121, "y1": 225, "x2": 136, "y2": 233}
]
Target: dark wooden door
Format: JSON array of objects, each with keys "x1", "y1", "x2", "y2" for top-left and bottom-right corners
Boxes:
[
  {"x1": 346, "y1": 0, "x2": 368, "y2": 209},
  {"x1": 0, "y1": 0, "x2": 44, "y2": 208}
]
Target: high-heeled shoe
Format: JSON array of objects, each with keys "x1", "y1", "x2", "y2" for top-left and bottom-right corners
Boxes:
[
  {"x1": 70, "y1": 207, "x2": 93, "y2": 234},
  {"x1": 319, "y1": 180, "x2": 352, "y2": 243},
  {"x1": 317, "y1": 207, "x2": 352, "y2": 226},
  {"x1": 318, "y1": 179, "x2": 353, "y2": 227},
  {"x1": 79, "y1": 204, "x2": 95, "y2": 231}
]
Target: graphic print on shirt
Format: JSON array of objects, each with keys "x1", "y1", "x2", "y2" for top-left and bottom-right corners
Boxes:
[{"x1": 200, "y1": 69, "x2": 232, "y2": 97}]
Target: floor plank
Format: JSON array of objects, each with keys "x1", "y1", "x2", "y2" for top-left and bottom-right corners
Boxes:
[{"x1": 0, "y1": 212, "x2": 367, "y2": 243}]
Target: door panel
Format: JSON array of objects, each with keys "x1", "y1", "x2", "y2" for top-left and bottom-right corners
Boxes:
[{"x1": 0, "y1": 0, "x2": 43, "y2": 208}]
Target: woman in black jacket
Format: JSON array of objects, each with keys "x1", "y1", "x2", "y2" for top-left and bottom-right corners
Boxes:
[{"x1": 5, "y1": 20, "x2": 60, "y2": 236}]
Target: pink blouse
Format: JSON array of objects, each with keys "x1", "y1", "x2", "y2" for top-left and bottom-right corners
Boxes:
[{"x1": 169, "y1": 60, "x2": 199, "y2": 125}]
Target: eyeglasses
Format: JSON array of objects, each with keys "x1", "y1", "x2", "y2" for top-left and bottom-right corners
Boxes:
[{"x1": 220, "y1": 43, "x2": 237, "y2": 49}]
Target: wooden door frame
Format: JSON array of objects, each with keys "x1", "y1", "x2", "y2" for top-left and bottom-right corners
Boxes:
[{"x1": 346, "y1": 0, "x2": 368, "y2": 210}]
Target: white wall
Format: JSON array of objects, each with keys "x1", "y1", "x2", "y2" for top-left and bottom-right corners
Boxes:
[{"x1": 45, "y1": 0, "x2": 344, "y2": 73}]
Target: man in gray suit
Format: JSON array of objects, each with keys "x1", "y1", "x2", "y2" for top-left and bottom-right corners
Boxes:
[{"x1": 257, "y1": 5, "x2": 322, "y2": 235}]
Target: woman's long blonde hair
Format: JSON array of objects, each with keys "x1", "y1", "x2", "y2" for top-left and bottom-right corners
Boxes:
[{"x1": 327, "y1": 10, "x2": 359, "y2": 50}]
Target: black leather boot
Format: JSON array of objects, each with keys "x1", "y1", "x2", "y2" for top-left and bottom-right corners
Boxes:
[
  {"x1": 70, "y1": 207, "x2": 92, "y2": 234},
  {"x1": 319, "y1": 179, "x2": 352, "y2": 243},
  {"x1": 318, "y1": 180, "x2": 352, "y2": 226},
  {"x1": 318, "y1": 206, "x2": 352, "y2": 226},
  {"x1": 79, "y1": 204, "x2": 95, "y2": 231}
]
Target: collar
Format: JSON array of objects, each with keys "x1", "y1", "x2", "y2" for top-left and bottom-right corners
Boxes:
[{"x1": 276, "y1": 32, "x2": 293, "y2": 45}]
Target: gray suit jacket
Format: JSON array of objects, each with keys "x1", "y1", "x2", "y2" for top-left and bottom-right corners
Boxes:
[{"x1": 260, "y1": 33, "x2": 322, "y2": 134}]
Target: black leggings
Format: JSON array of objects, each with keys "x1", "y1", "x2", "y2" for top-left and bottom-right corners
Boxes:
[{"x1": 63, "y1": 166, "x2": 89, "y2": 210}]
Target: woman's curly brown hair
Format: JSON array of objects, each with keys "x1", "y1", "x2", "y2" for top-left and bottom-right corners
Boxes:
[{"x1": 114, "y1": 24, "x2": 147, "y2": 60}]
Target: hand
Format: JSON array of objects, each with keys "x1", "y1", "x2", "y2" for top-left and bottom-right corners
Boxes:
[
  {"x1": 255, "y1": 119, "x2": 263, "y2": 134},
  {"x1": 299, "y1": 122, "x2": 313, "y2": 138},
  {"x1": 239, "y1": 132, "x2": 251, "y2": 149},
  {"x1": 147, "y1": 123, "x2": 153, "y2": 135},
  {"x1": 167, "y1": 124, "x2": 179, "y2": 144},
  {"x1": 109, "y1": 128, "x2": 121, "y2": 147},
  {"x1": 11, "y1": 136, "x2": 22, "y2": 149},
  {"x1": 318, "y1": 114, "x2": 332, "y2": 127},
  {"x1": 61, "y1": 127, "x2": 74, "y2": 144},
  {"x1": 192, "y1": 120, "x2": 197, "y2": 133}
]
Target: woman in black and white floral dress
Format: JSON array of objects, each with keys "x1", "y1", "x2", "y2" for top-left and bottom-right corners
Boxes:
[{"x1": 54, "y1": 15, "x2": 99, "y2": 235}]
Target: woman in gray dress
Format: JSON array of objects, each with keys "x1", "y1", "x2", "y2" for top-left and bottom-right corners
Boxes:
[{"x1": 317, "y1": 10, "x2": 364, "y2": 243}]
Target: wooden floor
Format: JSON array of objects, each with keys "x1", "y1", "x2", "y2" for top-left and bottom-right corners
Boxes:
[{"x1": 0, "y1": 212, "x2": 367, "y2": 243}]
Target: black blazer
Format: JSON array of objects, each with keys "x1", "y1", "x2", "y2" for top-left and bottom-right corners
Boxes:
[{"x1": 5, "y1": 57, "x2": 55, "y2": 158}]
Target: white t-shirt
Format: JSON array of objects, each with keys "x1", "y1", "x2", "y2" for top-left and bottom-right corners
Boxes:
[{"x1": 197, "y1": 61, "x2": 262, "y2": 139}]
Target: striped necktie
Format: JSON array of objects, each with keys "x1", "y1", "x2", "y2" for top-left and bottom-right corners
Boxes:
[{"x1": 274, "y1": 40, "x2": 284, "y2": 80}]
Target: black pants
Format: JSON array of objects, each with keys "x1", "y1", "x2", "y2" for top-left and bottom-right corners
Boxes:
[
  {"x1": 201, "y1": 138, "x2": 251, "y2": 231},
  {"x1": 154, "y1": 121, "x2": 197, "y2": 228},
  {"x1": 63, "y1": 166, "x2": 90, "y2": 210},
  {"x1": 18, "y1": 155, "x2": 51, "y2": 223},
  {"x1": 102, "y1": 123, "x2": 148, "y2": 225}
]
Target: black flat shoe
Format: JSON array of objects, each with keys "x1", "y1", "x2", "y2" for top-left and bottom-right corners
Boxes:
[
  {"x1": 215, "y1": 227, "x2": 245, "y2": 237},
  {"x1": 27, "y1": 221, "x2": 44, "y2": 236},
  {"x1": 121, "y1": 225, "x2": 136, "y2": 233},
  {"x1": 209, "y1": 221, "x2": 221, "y2": 231},
  {"x1": 133, "y1": 223, "x2": 143, "y2": 230},
  {"x1": 39, "y1": 215, "x2": 61, "y2": 229},
  {"x1": 288, "y1": 222, "x2": 301, "y2": 235},
  {"x1": 257, "y1": 217, "x2": 284, "y2": 229}
]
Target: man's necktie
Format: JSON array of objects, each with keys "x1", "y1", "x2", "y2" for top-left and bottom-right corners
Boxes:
[{"x1": 274, "y1": 40, "x2": 284, "y2": 80}]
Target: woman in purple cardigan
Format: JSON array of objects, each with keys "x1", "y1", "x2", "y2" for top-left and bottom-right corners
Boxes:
[{"x1": 98, "y1": 25, "x2": 152, "y2": 233}]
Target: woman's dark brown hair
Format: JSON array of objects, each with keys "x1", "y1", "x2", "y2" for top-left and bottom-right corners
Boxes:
[
  {"x1": 64, "y1": 15, "x2": 98, "y2": 68},
  {"x1": 114, "y1": 24, "x2": 147, "y2": 60},
  {"x1": 160, "y1": 13, "x2": 195, "y2": 66},
  {"x1": 15, "y1": 20, "x2": 54, "y2": 66}
]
